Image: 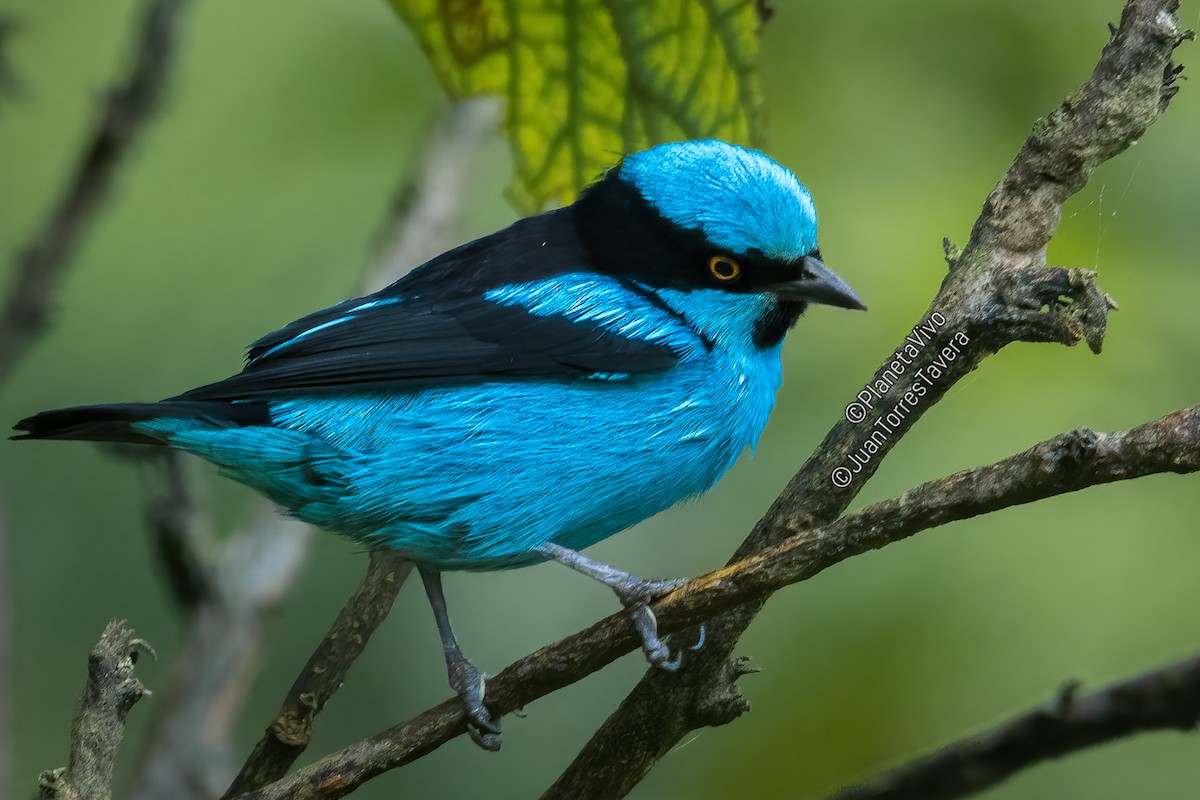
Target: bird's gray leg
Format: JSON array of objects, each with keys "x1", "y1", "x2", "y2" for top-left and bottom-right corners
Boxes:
[
  {"x1": 418, "y1": 565, "x2": 501, "y2": 750},
  {"x1": 534, "y1": 542, "x2": 694, "y2": 671}
]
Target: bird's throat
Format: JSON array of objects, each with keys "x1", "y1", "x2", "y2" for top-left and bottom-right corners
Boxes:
[{"x1": 753, "y1": 299, "x2": 805, "y2": 349}]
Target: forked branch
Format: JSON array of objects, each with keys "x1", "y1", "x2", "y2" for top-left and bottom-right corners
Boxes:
[
  {"x1": 231, "y1": 406, "x2": 1200, "y2": 799},
  {"x1": 545, "y1": 2, "x2": 1191, "y2": 796}
]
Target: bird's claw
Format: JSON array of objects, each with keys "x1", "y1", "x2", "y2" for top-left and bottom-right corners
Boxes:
[
  {"x1": 657, "y1": 646, "x2": 684, "y2": 672},
  {"x1": 615, "y1": 577, "x2": 700, "y2": 673},
  {"x1": 447, "y1": 655, "x2": 501, "y2": 750},
  {"x1": 664, "y1": 622, "x2": 706, "y2": 652},
  {"x1": 467, "y1": 721, "x2": 502, "y2": 751},
  {"x1": 624, "y1": 600, "x2": 680, "y2": 671}
]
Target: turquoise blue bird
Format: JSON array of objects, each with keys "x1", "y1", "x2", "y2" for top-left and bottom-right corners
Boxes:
[{"x1": 13, "y1": 139, "x2": 864, "y2": 747}]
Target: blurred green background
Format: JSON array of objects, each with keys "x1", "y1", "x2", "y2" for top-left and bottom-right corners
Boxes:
[{"x1": 2, "y1": 1, "x2": 1199, "y2": 798}]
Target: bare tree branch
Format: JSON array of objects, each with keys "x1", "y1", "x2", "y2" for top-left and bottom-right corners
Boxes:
[
  {"x1": 543, "y1": 3, "x2": 1190, "y2": 796},
  {"x1": 223, "y1": 550, "x2": 411, "y2": 797},
  {"x1": 38, "y1": 621, "x2": 153, "y2": 800},
  {"x1": 0, "y1": 0, "x2": 194, "y2": 387},
  {"x1": 226, "y1": 405, "x2": 1200, "y2": 800},
  {"x1": 826, "y1": 651, "x2": 1200, "y2": 800}
]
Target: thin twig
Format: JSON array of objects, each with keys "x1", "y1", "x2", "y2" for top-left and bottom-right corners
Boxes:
[
  {"x1": 223, "y1": 550, "x2": 412, "y2": 797},
  {"x1": 826, "y1": 652, "x2": 1200, "y2": 800},
  {"x1": 0, "y1": 0, "x2": 193, "y2": 387},
  {"x1": 38, "y1": 621, "x2": 153, "y2": 800},
  {"x1": 228, "y1": 406, "x2": 1200, "y2": 800},
  {"x1": 543, "y1": 3, "x2": 1190, "y2": 796}
]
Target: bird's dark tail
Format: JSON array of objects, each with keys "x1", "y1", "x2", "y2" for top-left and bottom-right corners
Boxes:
[{"x1": 11, "y1": 401, "x2": 270, "y2": 445}]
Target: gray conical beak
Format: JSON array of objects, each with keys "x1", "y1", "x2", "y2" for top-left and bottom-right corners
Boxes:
[{"x1": 781, "y1": 256, "x2": 866, "y2": 311}]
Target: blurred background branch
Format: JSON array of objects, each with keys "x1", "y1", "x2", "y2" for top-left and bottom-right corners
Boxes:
[
  {"x1": 129, "y1": 505, "x2": 311, "y2": 800},
  {"x1": 368, "y1": 97, "x2": 501, "y2": 291},
  {"x1": 0, "y1": 1, "x2": 194, "y2": 795},
  {"x1": 0, "y1": 0, "x2": 193, "y2": 388},
  {"x1": 142, "y1": 451, "x2": 217, "y2": 615},
  {"x1": 14, "y1": 89, "x2": 495, "y2": 800},
  {"x1": 128, "y1": 97, "x2": 497, "y2": 800},
  {"x1": 828, "y1": 650, "x2": 1200, "y2": 800}
]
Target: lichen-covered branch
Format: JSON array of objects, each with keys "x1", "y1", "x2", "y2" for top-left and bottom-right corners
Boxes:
[
  {"x1": 228, "y1": 405, "x2": 1200, "y2": 800},
  {"x1": 544, "y1": 3, "x2": 1190, "y2": 796},
  {"x1": 39, "y1": 621, "x2": 153, "y2": 800},
  {"x1": 0, "y1": 0, "x2": 193, "y2": 387},
  {"x1": 223, "y1": 550, "x2": 411, "y2": 797},
  {"x1": 826, "y1": 651, "x2": 1200, "y2": 800}
]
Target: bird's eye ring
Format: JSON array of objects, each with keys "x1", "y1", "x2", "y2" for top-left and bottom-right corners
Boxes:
[{"x1": 708, "y1": 255, "x2": 741, "y2": 282}]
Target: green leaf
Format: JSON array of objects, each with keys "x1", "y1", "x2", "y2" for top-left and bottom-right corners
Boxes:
[
  {"x1": 388, "y1": 0, "x2": 511, "y2": 96},
  {"x1": 611, "y1": 0, "x2": 762, "y2": 149},
  {"x1": 388, "y1": 0, "x2": 764, "y2": 213}
]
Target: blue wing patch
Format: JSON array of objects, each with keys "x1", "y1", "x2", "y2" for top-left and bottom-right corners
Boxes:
[
  {"x1": 252, "y1": 298, "x2": 402, "y2": 362},
  {"x1": 484, "y1": 273, "x2": 705, "y2": 361}
]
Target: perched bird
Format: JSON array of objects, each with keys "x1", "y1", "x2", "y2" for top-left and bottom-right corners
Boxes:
[{"x1": 13, "y1": 139, "x2": 863, "y2": 748}]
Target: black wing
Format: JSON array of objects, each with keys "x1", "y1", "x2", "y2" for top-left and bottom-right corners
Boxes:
[{"x1": 174, "y1": 211, "x2": 681, "y2": 402}]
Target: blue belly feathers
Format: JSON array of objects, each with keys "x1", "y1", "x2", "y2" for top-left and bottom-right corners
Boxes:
[{"x1": 135, "y1": 274, "x2": 786, "y2": 569}]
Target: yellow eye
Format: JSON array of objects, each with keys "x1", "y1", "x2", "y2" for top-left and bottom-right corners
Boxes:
[{"x1": 708, "y1": 255, "x2": 741, "y2": 282}]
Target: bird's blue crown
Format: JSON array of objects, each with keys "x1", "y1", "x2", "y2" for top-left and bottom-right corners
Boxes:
[{"x1": 618, "y1": 140, "x2": 818, "y2": 262}]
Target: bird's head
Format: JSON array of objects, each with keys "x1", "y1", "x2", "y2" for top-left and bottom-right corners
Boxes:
[{"x1": 573, "y1": 139, "x2": 864, "y2": 349}]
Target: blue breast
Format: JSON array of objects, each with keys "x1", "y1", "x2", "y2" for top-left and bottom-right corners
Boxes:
[{"x1": 140, "y1": 275, "x2": 786, "y2": 569}]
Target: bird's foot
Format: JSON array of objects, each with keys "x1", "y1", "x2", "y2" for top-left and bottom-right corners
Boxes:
[
  {"x1": 613, "y1": 577, "x2": 698, "y2": 672},
  {"x1": 533, "y1": 545, "x2": 704, "y2": 671},
  {"x1": 446, "y1": 651, "x2": 501, "y2": 750}
]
